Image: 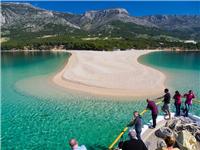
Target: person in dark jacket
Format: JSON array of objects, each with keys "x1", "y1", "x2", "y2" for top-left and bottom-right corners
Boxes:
[
  {"x1": 127, "y1": 111, "x2": 143, "y2": 140},
  {"x1": 146, "y1": 99, "x2": 158, "y2": 128},
  {"x1": 122, "y1": 129, "x2": 148, "y2": 150}
]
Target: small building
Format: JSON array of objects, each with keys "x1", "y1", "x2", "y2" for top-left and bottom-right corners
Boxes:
[{"x1": 184, "y1": 40, "x2": 197, "y2": 44}]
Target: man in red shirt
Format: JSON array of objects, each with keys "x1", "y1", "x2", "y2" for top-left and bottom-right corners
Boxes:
[
  {"x1": 146, "y1": 99, "x2": 158, "y2": 128},
  {"x1": 184, "y1": 90, "x2": 195, "y2": 117}
]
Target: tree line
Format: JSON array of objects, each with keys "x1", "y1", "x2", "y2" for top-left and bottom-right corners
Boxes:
[{"x1": 1, "y1": 36, "x2": 200, "y2": 51}]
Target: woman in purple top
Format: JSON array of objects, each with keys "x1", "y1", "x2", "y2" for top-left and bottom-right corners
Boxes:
[
  {"x1": 146, "y1": 99, "x2": 158, "y2": 128},
  {"x1": 184, "y1": 90, "x2": 195, "y2": 117},
  {"x1": 173, "y1": 91, "x2": 182, "y2": 116}
]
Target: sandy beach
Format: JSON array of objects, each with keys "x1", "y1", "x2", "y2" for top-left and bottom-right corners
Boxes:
[{"x1": 53, "y1": 50, "x2": 166, "y2": 97}]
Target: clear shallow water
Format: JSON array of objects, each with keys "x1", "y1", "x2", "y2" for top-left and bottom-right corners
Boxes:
[
  {"x1": 1, "y1": 52, "x2": 149, "y2": 150},
  {"x1": 1, "y1": 51, "x2": 200, "y2": 150},
  {"x1": 138, "y1": 51, "x2": 200, "y2": 98}
]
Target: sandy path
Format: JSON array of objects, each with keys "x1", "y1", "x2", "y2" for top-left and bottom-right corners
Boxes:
[{"x1": 53, "y1": 50, "x2": 166, "y2": 98}]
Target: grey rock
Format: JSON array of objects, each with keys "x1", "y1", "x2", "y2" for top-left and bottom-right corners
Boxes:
[
  {"x1": 164, "y1": 117, "x2": 200, "y2": 144},
  {"x1": 176, "y1": 130, "x2": 197, "y2": 150},
  {"x1": 142, "y1": 15, "x2": 200, "y2": 30},
  {"x1": 1, "y1": 2, "x2": 80, "y2": 30},
  {"x1": 155, "y1": 127, "x2": 174, "y2": 138}
]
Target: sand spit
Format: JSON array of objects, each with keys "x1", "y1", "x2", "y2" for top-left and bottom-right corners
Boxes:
[{"x1": 53, "y1": 50, "x2": 166, "y2": 98}]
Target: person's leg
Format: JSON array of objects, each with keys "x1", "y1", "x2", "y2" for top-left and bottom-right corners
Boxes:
[
  {"x1": 175, "y1": 104, "x2": 178, "y2": 116},
  {"x1": 167, "y1": 104, "x2": 171, "y2": 119},
  {"x1": 135, "y1": 128, "x2": 142, "y2": 140},
  {"x1": 183, "y1": 103, "x2": 186, "y2": 113},
  {"x1": 164, "y1": 104, "x2": 171, "y2": 120},
  {"x1": 185, "y1": 104, "x2": 189, "y2": 117},
  {"x1": 188, "y1": 104, "x2": 191, "y2": 116},
  {"x1": 177, "y1": 104, "x2": 181, "y2": 116},
  {"x1": 162, "y1": 104, "x2": 167, "y2": 115},
  {"x1": 167, "y1": 110, "x2": 171, "y2": 119},
  {"x1": 152, "y1": 114, "x2": 157, "y2": 128}
]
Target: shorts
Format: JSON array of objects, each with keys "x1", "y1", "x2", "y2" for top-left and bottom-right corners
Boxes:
[{"x1": 162, "y1": 103, "x2": 170, "y2": 112}]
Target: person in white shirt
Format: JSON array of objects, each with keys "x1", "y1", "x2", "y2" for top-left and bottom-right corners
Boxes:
[{"x1": 69, "y1": 139, "x2": 87, "y2": 150}]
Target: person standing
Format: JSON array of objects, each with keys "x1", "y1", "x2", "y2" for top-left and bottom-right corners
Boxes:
[
  {"x1": 184, "y1": 90, "x2": 195, "y2": 117},
  {"x1": 156, "y1": 88, "x2": 171, "y2": 120},
  {"x1": 146, "y1": 99, "x2": 158, "y2": 128},
  {"x1": 173, "y1": 91, "x2": 182, "y2": 116},
  {"x1": 127, "y1": 111, "x2": 143, "y2": 140}
]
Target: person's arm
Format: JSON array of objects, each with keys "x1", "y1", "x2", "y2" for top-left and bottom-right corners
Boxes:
[
  {"x1": 156, "y1": 95, "x2": 164, "y2": 100},
  {"x1": 127, "y1": 120, "x2": 134, "y2": 127},
  {"x1": 183, "y1": 94, "x2": 187, "y2": 98},
  {"x1": 146, "y1": 104, "x2": 149, "y2": 110},
  {"x1": 127, "y1": 118, "x2": 136, "y2": 127},
  {"x1": 146, "y1": 104, "x2": 150, "y2": 109}
]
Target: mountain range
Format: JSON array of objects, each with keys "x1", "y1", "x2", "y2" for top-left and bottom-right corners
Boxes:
[
  {"x1": 1, "y1": 2, "x2": 200, "y2": 50},
  {"x1": 0, "y1": 2, "x2": 200, "y2": 50}
]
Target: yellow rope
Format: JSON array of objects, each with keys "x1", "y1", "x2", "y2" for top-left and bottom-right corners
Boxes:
[{"x1": 108, "y1": 127, "x2": 128, "y2": 150}]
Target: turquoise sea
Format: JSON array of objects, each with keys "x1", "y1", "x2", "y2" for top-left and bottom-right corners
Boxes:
[
  {"x1": 1, "y1": 51, "x2": 200, "y2": 150},
  {"x1": 139, "y1": 51, "x2": 200, "y2": 98}
]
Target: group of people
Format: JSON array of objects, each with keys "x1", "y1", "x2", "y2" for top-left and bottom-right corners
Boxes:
[
  {"x1": 68, "y1": 132, "x2": 180, "y2": 150},
  {"x1": 119, "y1": 130, "x2": 179, "y2": 150},
  {"x1": 147, "y1": 88, "x2": 195, "y2": 129},
  {"x1": 68, "y1": 88, "x2": 196, "y2": 150},
  {"x1": 173, "y1": 89, "x2": 195, "y2": 117},
  {"x1": 120, "y1": 88, "x2": 196, "y2": 150},
  {"x1": 157, "y1": 88, "x2": 195, "y2": 119}
]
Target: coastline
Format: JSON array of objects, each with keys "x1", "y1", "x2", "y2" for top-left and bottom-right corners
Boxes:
[
  {"x1": 1, "y1": 49, "x2": 200, "y2": 53},
  {"x1": 52, "y1": 49, "x2": 166, "y2": 98}
]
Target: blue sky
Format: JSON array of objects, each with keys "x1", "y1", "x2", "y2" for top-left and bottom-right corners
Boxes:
[{"x1": 3, "y1": 1, "x2": 200, "y2": 16}]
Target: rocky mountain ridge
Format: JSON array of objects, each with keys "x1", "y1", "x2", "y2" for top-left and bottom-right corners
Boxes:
[{"x1": 1, "y1": 2, "x2": 200, "y2": 40}]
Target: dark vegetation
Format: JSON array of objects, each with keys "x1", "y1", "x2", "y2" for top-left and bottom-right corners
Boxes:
[
  {"x1": 1, "y1": 21, "x2": 199, "y2": 51},
  {"x1": 2, "y1": 36, "x2": 199, "y2": 51}
]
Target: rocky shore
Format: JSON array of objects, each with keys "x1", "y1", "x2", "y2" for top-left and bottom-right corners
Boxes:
[{"x1": 151, "y1": 116, "x2": 200, "y2": 150}]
